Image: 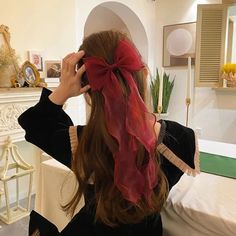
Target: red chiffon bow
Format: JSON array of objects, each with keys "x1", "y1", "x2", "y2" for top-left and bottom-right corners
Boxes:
[{"x1": 84, "y1": 40, "x2": 158, "y2": 203}]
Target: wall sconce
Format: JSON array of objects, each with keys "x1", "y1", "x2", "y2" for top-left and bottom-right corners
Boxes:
[{"x1": 0, "y1": 137, "x2": 34, "y2": 224}]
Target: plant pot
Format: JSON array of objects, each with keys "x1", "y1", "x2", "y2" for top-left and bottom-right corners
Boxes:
[{"x1": 0, "y1": 65, "x2": 13, "y2": 88}]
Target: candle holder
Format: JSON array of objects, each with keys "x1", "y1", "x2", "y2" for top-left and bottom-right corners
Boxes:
[{"x1": 185, "y1": 98, "x2": 191, "y2": 127}]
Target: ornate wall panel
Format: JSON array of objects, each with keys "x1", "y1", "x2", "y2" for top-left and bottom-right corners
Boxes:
[{"x1": 0, "y1": 88, "x2": 41, "y2": 145}]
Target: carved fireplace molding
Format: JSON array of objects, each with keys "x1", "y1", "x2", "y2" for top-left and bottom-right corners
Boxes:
[{"x1": 0, "y1": 88, "x2": 42, "y2": 145}]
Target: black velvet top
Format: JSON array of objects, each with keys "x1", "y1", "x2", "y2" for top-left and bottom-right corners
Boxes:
[{"x1": 18, "y1": 88, "x2": 197, "y2": 236}]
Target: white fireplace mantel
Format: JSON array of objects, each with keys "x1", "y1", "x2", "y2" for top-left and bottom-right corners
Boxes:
[{"x1": 0, "y1": 88, "x2": 42, "y2": 145}]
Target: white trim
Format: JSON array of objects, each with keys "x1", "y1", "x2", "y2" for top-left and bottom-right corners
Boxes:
[{"x1": 199, "y1": 139, "x2": 236, "y2": 159}]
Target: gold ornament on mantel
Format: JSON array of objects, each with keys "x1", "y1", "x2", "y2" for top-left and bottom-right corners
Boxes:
[
  {"x1": 0, "y1": 25, "x2": 47, "y2": 88},
  {"x1": 221, "y1": 63, "x2": 236, "y2": 87},
  {"x1": 0, "y1": 25, "x2": 19, "y2": 88}
]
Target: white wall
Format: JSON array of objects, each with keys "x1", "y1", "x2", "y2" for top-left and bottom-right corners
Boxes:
[{"x1": 0, "y1": 0, "x2": 77, "y2": 62}]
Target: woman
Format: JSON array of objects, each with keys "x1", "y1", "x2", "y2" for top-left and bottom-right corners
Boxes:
[{"x1": 18, "y1": 30, "x2": 199, "y2": 236}]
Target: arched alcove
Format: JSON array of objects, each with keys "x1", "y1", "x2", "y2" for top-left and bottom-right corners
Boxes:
[
  {"x1": 84, "y1": 1, "x2": 148, "y2": 63},
  {"x1": 84, "y1": 6, "x2": 132, "y2": 39}
]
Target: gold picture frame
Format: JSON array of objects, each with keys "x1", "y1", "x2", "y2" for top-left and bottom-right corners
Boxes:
[
  {"x1": 28, "y1": 50, "x2": 44, "y2": 71},
  {"x1": 45, "y1": 60, "x2": 61, "y2": 78},
  {"x1": 21, "y1": 61, "x2": 40, "y2": 86}
]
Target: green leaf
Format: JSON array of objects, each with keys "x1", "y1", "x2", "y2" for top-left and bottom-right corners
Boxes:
[{"x1": 150, "y1": 68, "x2": 175, "y2": 113}]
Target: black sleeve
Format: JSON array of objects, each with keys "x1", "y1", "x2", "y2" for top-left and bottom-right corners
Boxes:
[
  {"x1": 18, "y1": 88, "x2": 83, "y2": 168},
  {"x1": 160, "y1": 120, "x2": 196, "y2": 189}
]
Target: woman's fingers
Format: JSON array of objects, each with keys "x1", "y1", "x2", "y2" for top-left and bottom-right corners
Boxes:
[
  {"x1": 77, "y1": 64, "x2": 86, "y2": 76},
  {"x1": 66, "y1": 51, "x2": 85, "y2": 74},
  {"x1": 62, "y1": 52, "x2": 75, "y2": 71},
  {"x1": 60, "y1": 51, "x2": 89, "y2": 96},
  {"x1": 62, "y1": 51, "x2": 85, "y2": 74},
  {"x1": 76, "y1": 65, "x2": 90, "y2": 93},
  {"x1": 63, "y1": 52, "x2": 75, "y2": 61}
]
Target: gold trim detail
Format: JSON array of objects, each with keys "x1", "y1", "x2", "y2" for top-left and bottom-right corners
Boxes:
[
  {"x1": 19, "y1": 61, "x2": 40, "y2": 87},
  {"x1": 69, "y1": 126, "x2": 78, "y2": 159}
]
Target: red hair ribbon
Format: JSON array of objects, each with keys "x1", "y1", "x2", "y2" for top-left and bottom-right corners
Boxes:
[{"x1": 84, "y1": 40, "x2": 158, "y2": 203}]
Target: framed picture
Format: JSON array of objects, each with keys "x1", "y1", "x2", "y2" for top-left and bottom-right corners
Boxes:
[
  {"x1": 28, "y1": 50, "x2": 44, "y2": 71},
  {"x1": 163, "y1": 22, "x2": 196, "y2": 67},
  {"x1": 21, "y1": 61, "x2": 40, "y2": 86},
  {"x1": 45, "y1": 60, "x2": 61, "y2": 78}
]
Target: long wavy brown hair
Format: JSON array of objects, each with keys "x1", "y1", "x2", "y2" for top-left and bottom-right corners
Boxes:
[{"x1": 63, "y1": 30, "x2": 168, "y2": 226}]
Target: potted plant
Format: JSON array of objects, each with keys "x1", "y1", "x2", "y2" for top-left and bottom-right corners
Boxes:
[
  {"x1": 0, "y1": 45, "x2": 19, "y2": 88},
  {"x1": 150, "y1": 68, "x2": 175, "y2": 114}
]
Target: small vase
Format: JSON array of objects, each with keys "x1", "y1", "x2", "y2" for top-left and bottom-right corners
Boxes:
[{"x1": 0, "y1": 65, "x2": 14, "y2": 88}]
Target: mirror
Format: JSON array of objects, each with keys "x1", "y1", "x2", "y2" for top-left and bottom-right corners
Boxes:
[
  {"x1": 0, "y1": 25, "x2": 19, "y2": 88},
  {"x1": 21, "y1": 61, "x2": 40, "y2": 87}
]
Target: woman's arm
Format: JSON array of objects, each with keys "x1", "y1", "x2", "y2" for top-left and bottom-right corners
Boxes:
[
  {"x1": 18, "y1": 88, "x2": 75, "y2": 167},
  {"x1": 18, "y1": 51, "x2": 90, "y2": 167}
]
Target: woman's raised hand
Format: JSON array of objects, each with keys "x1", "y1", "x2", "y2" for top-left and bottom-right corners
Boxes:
[{"x1": 49, "y1": 51, "x2": 90, "y2": 105}]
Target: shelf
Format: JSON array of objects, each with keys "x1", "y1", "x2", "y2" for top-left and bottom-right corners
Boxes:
[
  {"x1": 212, "y1": 87, "x2": 236, "y2": 91},
  {"x1": 0, "y1": 87, "x2": 42, "y2": 92}
]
